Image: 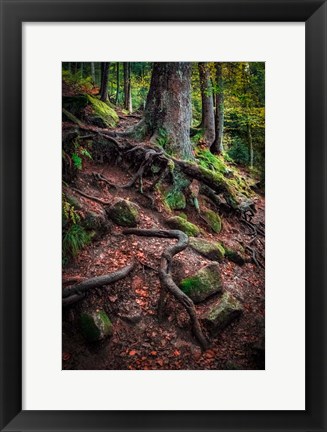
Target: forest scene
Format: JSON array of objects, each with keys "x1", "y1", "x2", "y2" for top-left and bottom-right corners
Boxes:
[{"x1": 62, "y1": 61, "x2": 265, "y2": 370}]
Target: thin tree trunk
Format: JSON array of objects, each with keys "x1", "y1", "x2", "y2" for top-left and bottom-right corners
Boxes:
[
  {"x1": 210, "y1": 63, "x2": 225, "y2": 154},
  {"x1": 198, "y1": 62, "x2": 215, "y2": 146},
  {"x1": 68, "y1": 62, "x2": 71, "y2": 73},
  {"x1": 247, "y1": 122, "x2": 254, "y2": 168},
  {"x1": 80, "y1": 62, "x2": 84, "y2": 78},
  {"x1": 91, "y1": 62, "x2": 95, "y2": 83},
  {"x1": 124, "y1": 62, "x2": 132, "y2": 112},
  {"x1": 115, "y1": 62, "x2": 120, "y2": 104},
  {"x1": 100, "y1": 62, "x2": 110, "y2": 102}
]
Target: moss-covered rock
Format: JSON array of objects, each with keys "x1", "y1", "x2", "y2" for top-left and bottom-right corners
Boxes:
[
  {"x1": 86, "y1": 95, "x2": 119, "y2": 128},
  {"x1": 179, "y1": 263, "x2": 223, "y2": 303},
  {"x1": 83, "y1": 211, "x2": 112, "y2": 238},
  {"x1": 80, "y1": 310, "x2": 113, "y2": 342},
  {"x1": 106, "y1": 199, "x2": 139, "y2": 227},
  {"x1": 166, "y1": 216, "x2": 200, "y2": 237},
  {"x1": 224, "y1": 247, "x2": 246, "y2": 266},
  {"x1": 189, "y1": 237, "x2": 225, "y2": 262},
  {"x1": 164, "y1": 189, "x2": 186, "y2": 210},
  {"x1": 202, "y1": 209, "x2": 222, "y2": 233},
  {"x1": 62, "y1": 94, "x2": 119, "y2": 129},
  {"x1": 201, "y1": 291, "x2": 243, "y2": 335}
]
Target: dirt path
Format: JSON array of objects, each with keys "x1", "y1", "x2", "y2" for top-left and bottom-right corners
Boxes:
[{"x1": 62, "y1": 115, "x2": 265, "y2": 370}]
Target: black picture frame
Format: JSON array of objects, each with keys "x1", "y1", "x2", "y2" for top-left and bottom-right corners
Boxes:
[{"x1": 0, "y1": 0, "x2": 326, "y2": 431}]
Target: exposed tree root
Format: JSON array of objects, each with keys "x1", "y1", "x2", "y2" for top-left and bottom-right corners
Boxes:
[
  {"x1": 65, "y1": 119, "x2": 254, "y2": 213},
  {"x1": 123, "y1": 228, "x2": 209, "y2": 350},
  {"x1": 62, "y1": 262, "x2": 135, "y2": 306},
  {"x1": 70, "y1": 186, "x2": 112, "y2": 205}
]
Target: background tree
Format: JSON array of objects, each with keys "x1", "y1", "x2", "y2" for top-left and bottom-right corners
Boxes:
[
  {"x1": 123, "y1": 62, "x2": 132, "y2": 112},
  {"x1": 210, "y1": 62, "x2": 225, "y2": 154},
  {"x1": 100, "y1": 62, "x2": 110, "y2": 102},
  {"x1": 198, "y1": 62, "x2": 215, "y2": 146}
]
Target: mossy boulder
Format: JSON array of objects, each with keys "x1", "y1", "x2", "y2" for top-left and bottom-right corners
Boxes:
[
  {"x1": 80, "y1": 310, "x2": 113, "y2": 342},
  {"x1": 83, "y1": 211, "x2": 112, "y2": 238},
  {"x1": 164, "y1": 189, "x2": 186, "y2": 210},
  {"x1": 106, "y1": 199, "x2": 139, "y2": 227},
  {"x1": 166, "y1": 216, "x2": 200, "y2": 237},
  {"x1": 86, "y1": 95, "x2": 119, "y2": 128},
  {"x1": 224, "y1": 247, "x2": 246, "y2": 266},
  {"x1": 179, "y1": 263, "x2": 223, "y2": 303},
  {"x1": 201, "y1": 291, "x2": 243, "y2": 335},
  {"x1": 62, "y1": 94, "x2": 119, "y2": 129},
  {"x1": 202, "y1": 209, "x2": 222, "y2": 233},
  {"x1": 189, "y1": 237, "x2": 225, "y2": 262}
]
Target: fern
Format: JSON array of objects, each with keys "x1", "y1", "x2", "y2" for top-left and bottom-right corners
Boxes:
[{"x1": 63, "y1": 224, "x2": 91, "y2": 261}]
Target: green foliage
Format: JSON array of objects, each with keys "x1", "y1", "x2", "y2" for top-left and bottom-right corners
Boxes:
[
  {"x1": 227, "y1": 137, "x2": 249, "y2": 166},
  {"x1": 62, "y1": 193, "x2": 81, "y2": 225},
  {"x1": 62, "y1": 193, "x2": 91, "y2": 265},
  {"x1": 72, "y1": 153, "x2": 83, "y2": 170},
  {"x1": 63, "y1": 223, "x2": 91, "y2": 263},
  {"x1": 62, "y1": 69, "x2": 94, "y2": 92}
]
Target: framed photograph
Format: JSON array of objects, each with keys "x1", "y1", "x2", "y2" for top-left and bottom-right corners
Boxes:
[{"x1": 0, "y1": 0, "x2": 326, "y2": 431}]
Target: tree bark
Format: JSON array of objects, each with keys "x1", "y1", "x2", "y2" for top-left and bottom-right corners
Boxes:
[
  {"x1": 210, "y1": 63, "x2": 225, "y2": 154},
  {"x1": 100, "y1": 62, "x2": 110, "y2": 102},
  {"x1": 115, "y1": 62, "x2": 120, "y2": 104},
  {"x1": 142, "y1": 62, "x2": 194, "y2": 160},
  {"x1": 91, "y1": 62, "x2": 95, "y2": 83},
  {"x1": 123, "y1": 62, "x2": 132, "y2": 112},
  {"x1": 198, "y1": 63, "x2": 215, "y2": 145}
]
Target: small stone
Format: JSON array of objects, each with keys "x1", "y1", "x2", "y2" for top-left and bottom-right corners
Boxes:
[
  {"x1": 179, "y1": 263, "x2": 223, "y2": 303},
  {"x1": 80, "y1": 310, "x2": 113, "y2": 342},
  {"x1": 106, "y1": 199, "x2": 139, "y2": 227},
  {"x1": 189, "y1": 237, "x2": 225, "y2": 262},
  {"x1": 201, "y1": 291, "x2": 243, "y2": 335},
  {"x1": 202, "y1": 208, "x2": 222, "y2": 233},
  {"x1": 166, "y1": 216, "x2": 200, "y2": 237}
]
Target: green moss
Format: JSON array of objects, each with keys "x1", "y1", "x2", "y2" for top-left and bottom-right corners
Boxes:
[
  {"x1": 80, "y1": 310, "x2": 113, "y2": 342},
  {"x1": 189, "y1": 237, "x2": 225, "y2": 262},
  {"x1": 86, "y1": 95, "x2": 119, "y2": 128},
  {"x1": 202, "y1": 209, "x2": 222, "y2": 233},
  {"x1": 164, "y1": 189, "x2": 186, "y2": 210},
  {"x1": 166, "y1": 216, "x2": 200, "y2": 237},
  {"x1": 107, "y1": 200, "x2": 139, "y2": 227},
  {"x1": 179, "y1": 263, "x2": 223, "y2": 303},
  {"x1": 224, "y1": 247, "x2": 245, "y2": 266},
  {"x1": 202, "y1": 291, "x2": 243, "y2": 335},
  {"x1": 178, "y1": 212, "x2": 188, "y2": 220}
]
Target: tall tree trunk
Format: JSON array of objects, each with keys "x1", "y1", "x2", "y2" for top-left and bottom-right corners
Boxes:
[
  {"x1": 210, "y1": 63, "x2": 224, "y2": 154},
  {"x1": 72, "y1": 62, "x2": 78, "y2": 75},
  {"x1": 247, "y1": 122, "x2": 254, "y2": 168},
  {"x1": 142, "y1": 62, "x2": 193, "y2": 160},
  {"x1": 100, "y1": 62, "x2": 110, "y2": 102},
  {"x1": 91, "y1": 62, "x2": 95, "y2": 83},
  {"x1": 198, "y1": 62, "x2": 215, "y2": 146},
  {"x1": 124, "y1": 62, "x2": 132, "y2": 112},
  {"x1": 80, "y1": 62, "x2": 84, "y2": 78},
  {"x1": 68, "y1": 62, "x2": 71, "y2": 73},
  {"x1": 115, "y1": 62, "x2": 120, "y2": 104}
]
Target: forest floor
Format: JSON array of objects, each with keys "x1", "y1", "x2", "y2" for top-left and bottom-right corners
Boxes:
[{"x1": 62, "y1": 113, "x2": 265, "y2": 370}]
